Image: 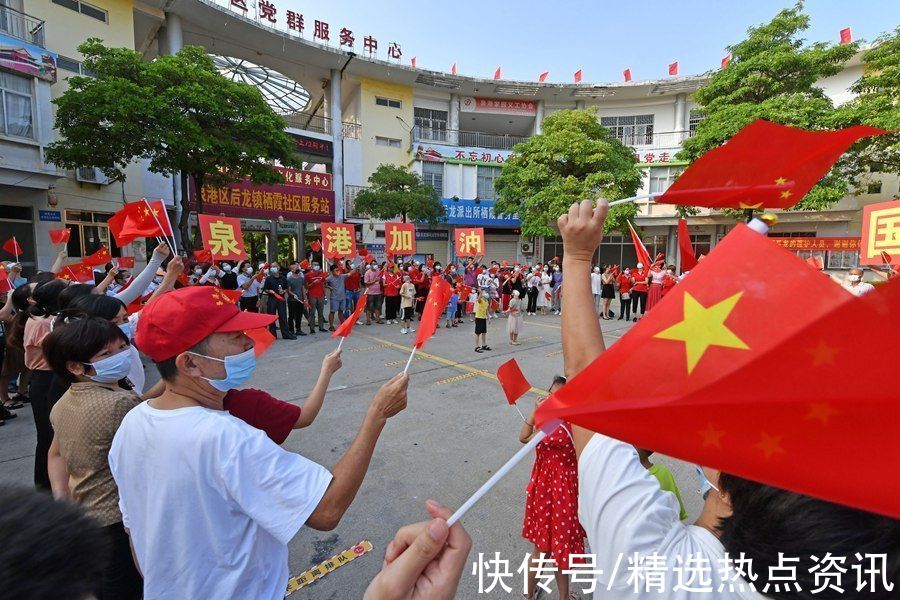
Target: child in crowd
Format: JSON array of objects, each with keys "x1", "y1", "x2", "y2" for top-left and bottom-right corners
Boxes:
[
  {"x1": 473, "y1": 292, "x2": 490, "y2": 352},
  {"x1": 636, "y1": 447, "x2": 688, "y2": 521},
  {"x1": 399, "y1": 275, "x2": 416, "y2": 335},
  {"x1": 445, "y1": 284, "x2": 459, "y2": 329}
]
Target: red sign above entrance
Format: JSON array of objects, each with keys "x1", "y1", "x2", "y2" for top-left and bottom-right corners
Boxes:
[{"x1": 191, "y1": 172, "x2": 335, "y2": 223}]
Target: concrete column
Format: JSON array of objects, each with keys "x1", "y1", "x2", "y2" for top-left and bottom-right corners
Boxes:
[
  {"x1": 674, "y1": 93, "x2": 686, "y2": 133},
  {"x1": 268, "y1": 220, "x2": 279, "y2": 262},
  {"x1": 165, "y1": 13, "x2": 183, "y2": 53},
  {"x1": 533, "y1": 99, "x2": 544, "y2": 135},
  {"x1": 330, "y1": 69, "x2": 345, "y2": 222},
  {"x1": 575, "y1": 100, "x2": 585, "y2": 110},
  {"x1": 449, "y1": 94, "x2": 460, "y2": 145},
  {"x1": 666, "y1": 225, "x2": 678, "y2": 266}
]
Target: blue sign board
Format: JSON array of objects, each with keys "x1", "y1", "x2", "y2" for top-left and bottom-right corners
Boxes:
[
  {"x1": 439, "y1": 199, "x2": 520, "y2": 227},
  {"x1": 39, "y1": 210, "x2": 61, "y2": 222}
]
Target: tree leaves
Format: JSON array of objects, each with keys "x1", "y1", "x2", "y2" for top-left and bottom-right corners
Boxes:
[{"x1": 353, "y1": 164, "x2": 445, "y2": 224}]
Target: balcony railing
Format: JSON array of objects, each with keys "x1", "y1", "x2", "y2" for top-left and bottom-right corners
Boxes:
[
  {"x1": 283, "y1": 111, "x2": 361, "y2": 139},
  {"x1": 0, "y1": 5, "x2": 45, "y2": 47},
  {"x1": 618, "y1": 130, "x2": 695, "y2": 148},
  {"x1": 412, "y1": 125, "x2": 529, "y2": 151}
]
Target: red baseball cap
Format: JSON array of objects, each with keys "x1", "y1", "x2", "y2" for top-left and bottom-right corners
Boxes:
[{"x1": 135, "y1": 287, "x2": 276, "y2": 362}]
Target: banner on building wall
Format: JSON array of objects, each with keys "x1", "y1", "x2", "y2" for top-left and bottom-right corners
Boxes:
[
  {"x1": 454, "y1": 227, "x2": 486, "y2": 257},
  {"x1": 460, "y1": 97, "x2": 537, "y2": 116},
  {"x1": 769, "y1": 237, "x2": 861, "y2": 252},
  {"x1": 198, "y1": 214, "x2": 248, "y2": 261},
  {"x1": 0, "y1": 33, "x2": 57, "y2": 83},
  {"x1": 860, "y1": 199, "x2": 900, "y2": 265},
  {"x1": 385, "y1": 222, "x2": 416, "y2": 256},
  {"x1": 440, "y1": 199, "x2": 520, "y2": 227},
  {"x1": 414, "y1": 143, "x2": 512, "y2": 166},
  {"x1": 273, "y1": 166, "x2": 332, "y2": 190},
  {"x1": 321, "y1": 223, "x2": 357, "y2": 259}
]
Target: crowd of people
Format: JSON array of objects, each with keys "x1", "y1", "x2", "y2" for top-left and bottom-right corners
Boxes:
[{"x1": 0, "y1": 224, "x2": 896, "y2": 600}]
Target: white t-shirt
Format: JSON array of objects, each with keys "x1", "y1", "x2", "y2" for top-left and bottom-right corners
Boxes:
[
  {"x1": 591, "y1": 272, "x2": 604, "y2": 295},
  {"x1": 109, "y1": 403, "x2": 332, "y2": 600},
  {"x1": 578, "y1": 434, "x2": 763, "y2": 599},
  {"x1": 125, "y1": 313, "x2": 144, "y2": 394},
  {"x1": 844, "y1": 281, "x2": 875, "y2": 297},
  {"x1": 237, "y1": 273, "x2": 262, "y2": 298}
]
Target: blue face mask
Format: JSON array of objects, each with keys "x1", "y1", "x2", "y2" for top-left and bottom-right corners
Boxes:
[
  {"x1": 189, "y1": 347, "x2": 256, "y2": 392},
  {"x1": 695, "y1": 466, "x2": 720, "y2": 500},
  {"x1": 118, "y1": 321, "x2": 133, "y2": 341},
  {"x1": 86, "y1": 348, "x2": 133, "y2": 383}
]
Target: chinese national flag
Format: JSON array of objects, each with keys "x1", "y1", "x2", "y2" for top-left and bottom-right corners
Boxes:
[
  {"x1": 537, "y1": 224, "x2": 900, "y2": 519},
  {"x1": 497, "y1": 359, "x2": 531, "y2": 405},
  {"x1": 310, "y1": 240, "x2": 322, "y2": 253},
  {"x1": 321, "y1": 223, "x2": 357, "y2": 259},
  {"x1": 385, "y1": 222, "x2": 416, "y2": 257},
  {"x1": 2, "y1": 237, "x2": 23, "y2": 258},
  {"x1": 193, "y1": 248, "x2": 213, "y2": 263},
  {"x1": 623, "y1": 68, "x2": 632, "y2": 82},
  {"x1": 198, "y1": 214, "x2": 247, "y2": 261},
  {"x1": 451, "y1": 63, "x2": 457, "y2": 75},
  {"x1": 538, "y1": 71, "x2": 549, "y2": 83},
  {"x1": 83, "y1": 246, "x2": 112, "y2": 267},
  {"x1": 414, "y1": 277, "x2": 452, "y2": 349},
  {"x1": 839, "y1": 27, "x2": 852, "y2": 45},
  {"x1": 454, "y1": 227, "x2": 485, "y2": 258},
  {"x1": 677, "y1": 218, "x2": 698, "y2": 272},
  {"x1": 245, "y1": 327, "x2": 276, "y2": 357},
  {"x1": 668, "y1": 61, "x2": 678, "y2": 76},
  {"x1": 573, "y1": 69, "x2": 583, "y2": 83},
  {"x1": 721, "y1": 54, "x2": 731, "y2": 69},
  {"x1": 805, "y1": 256, "x2": 824, "y2": 270},
  {"x1": 48, "y1": 228, "x2": 71, "y2": 244},
  {"x1": 107, "y1": 200, "x2": 171, "y2": 247},
  {"x1": 116, "y1": 256, "x2": 135, "y2": 269},
  {"x1": 333, "y1": 292, "x2": 368, "y2": 339},
  {"x1": 411, "y1": 57, "x2": 417, "y2": 68},
  {"x1": 57, "y1": 262, "x2": 94, "y2": 284},
  {"x1": 0, "y1": 264, "x2": 12, "y2": 293},
  {"x1": 493, "y1": 66, "x2": 502, "y2": 80},
  {"x1": 627, "y1": 221, "x2": 651, "y2": 268},
  {"x1": 657, "y1": 120, "x2": 887, "y2": 210}
]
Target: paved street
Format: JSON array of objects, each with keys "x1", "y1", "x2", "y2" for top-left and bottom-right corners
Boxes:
[{"x1": 0, "y1": 310, "x2": 702, "y2": 599}]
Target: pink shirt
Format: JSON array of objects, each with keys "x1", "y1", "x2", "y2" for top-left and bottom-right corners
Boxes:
[{"x1": 364, "y1": 269, "x2": 383, "y2": 294}]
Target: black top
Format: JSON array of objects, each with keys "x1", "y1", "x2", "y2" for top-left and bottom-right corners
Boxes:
[{"x1": 219, "y1": 272, "x2": 238, "y2": 290}]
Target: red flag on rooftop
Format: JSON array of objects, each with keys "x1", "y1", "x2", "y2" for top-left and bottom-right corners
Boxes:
[
  {"x1": 451, "y1": 63, "x2": 457, "y2": 76},
  {"x1": 493, "y1": 66, "x2": 502, "y2": 80},
  {"x1": 83, "y1": 246, "x2": 112, "y2": 267},
  {"x1": 107, "y1": 200, "x2": 171, "y2": 247},
  {"x1": 48, "y1": 228, "x2": 71, "y2": 244},
  {"x1": 414, "y1": 277, "x2": 451, "y2": 349},
  {"x1": 721, "y1": 54, "x2": 731, "y2": 68},
  {"x1": 656, "y1": 120, "x2": 887, "y2": 210},
  {"x1": 840, "y1": 27, "x2": 852, "y2": 45},
  {"x1": 668, "y1": 61, "x2": 678, "y2": 76},
  {"x1": 677, "y1": 218, "x2": 698, "y2": 272},
  {"x1": 623, "y1": 68, "x2": 632, "y2": 82},
  {"x1": 411, "y1": 57, "x2": 417, "y2": 68},
  {"x1": 538, "y1": 71, "x2": 549, "y2": 83},
  {"x1": 574, "y1": 69, "x2": 582, "y2": 83},
  {"x1": 497, "y1": 359, "x2": 531, "y2": 405},
  {"x1": 332, "y1": 292, "x2": 368, "y2": 339},
  {"x1": 538, "y1": 224, "x2": 900, "y2": 519},
  {"x1": 627, "y1": 221, "x2": 651, "y2": 268}
]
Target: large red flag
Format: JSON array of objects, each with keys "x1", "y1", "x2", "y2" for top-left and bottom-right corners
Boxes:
[
  {"x1": 839, "y1": 27, "x2": 852, "y2": 45},
  {"x1": 668, "y1": 61, "x2": 678, "y2": 76},
  {"x1": 48, "y1": 228, "x2": 71, "y2": 244},
  {"x1": 623, "y1": 68, "x2": 632, "y2": 82},
  {"x1": 414, "y1": 277, "x2": 451, "y2": 349},
  {"x1": 677, "y1": 218, "x2": 698, "y2": 272},
  {"x1": 536, "y1": 224, "x2": 900, "y2": 519},
  {"x1": 721, "y1": 54, "x2": 731, "y2": 69},
  {"x1": 497, "y1": 359, "x2": 531, "y2": 405},
  {"x1": 451, "y1": 63, "x2": 457, "y2": 75},
  {"x1": 2, "y1": 237, "x2": 22, "y2": 258},
  {"x1": 493, "y1": 66, "x2": 502, "y2": 80},
  {"x1": 657, "y1": 120, "x2": 886, "y2": 210},
  {"x1": 627, "y1": 221, "x2": 651, "y2": 267},
  {"x1": 538, "y1": 71, "x2": 549, "y2": 83},
  {"x1": 82, "y1": 246, "x2": 112, "y2": 267},
  {"x1": 332, "y1": 292, "x2": 368, "y2": 338},
  {"x1": 108, "y1": 200, "x2": 171, "y2": 247},
  {"x1": 573, "y1": 69, "x2": 582, "y2": 83}
]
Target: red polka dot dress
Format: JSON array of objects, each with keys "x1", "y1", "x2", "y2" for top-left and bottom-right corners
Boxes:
[{"x1": 521, "y1": 422, "x2": 585, "y2": 570}]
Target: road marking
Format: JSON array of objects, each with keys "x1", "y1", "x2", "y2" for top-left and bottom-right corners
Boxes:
[
  {"x1": 517, "y1": 335, "x2": 544, "y2": 343},
  {"x1": 436, "y1": 372, "x2": 478, "y2": 385},
  {"x1": 385, "y1": 356, "x2": 423, "y2": 367},
  {"x1": 545, "y1": 349, "x2": 563, "y2": 357},
  {"x1": 358, "y1": 332, "x2": 547, "y2": 397}
]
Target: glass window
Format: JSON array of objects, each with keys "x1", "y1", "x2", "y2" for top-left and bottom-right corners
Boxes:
[
  {"x1": 0, "y1": 72, "x2": 33, "y2": 139},
  {"x1": 414, "y1": 107, "x2": 448, "y2": 141},
  {"x1": 867, "y1": 181, "x2": 882, "y2": 194},
  {"x1": 826, "y1": 250, "x2": 860, "y2": 270},
  {"x1": 600, "y1": 114, "x2": 654, "y2": 145},
  {"x1": 476, "y1": 165, "x2": 501, "y2": 201},
  {"x1": 64, "y1": 210, "x2": 120, "y2": 259},
  {"x1": 375, "y1": 97, "x2": 402, "y2": 109},
  {"x1": 689, "y1": 234, "x2": 711, "y2": 257},
  {"x1": 51, "y1": 0, "x2": 107, "y2": 22},
  {"x1": 375, "y1": 136, "x2": 401, "y2": 148},
  {"x1": 648, "y1": 166, "x2": 682, "y2": 194},
  {"x1": 689, "y1": 110, "x2": 703, "y2": 135},
  {"x1": 421, "y1": 161, "x2": 443, "y2": 196}
]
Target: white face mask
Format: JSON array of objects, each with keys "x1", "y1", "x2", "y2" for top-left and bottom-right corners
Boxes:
[
  {"x1": 86, "y1": 348, "x2": 133, "y2": 383},
  {"x1": 848, "y1": 274, "x2": 860, "y2": 282},
  {"x1": 194, "y1": 268, "x2": 203, "y2": 275},
  {"x1": 222, "y1": 264, "x2": 232, "y2": 272},
  {"x1": 593, "y1": 267, "x2": 600, "y2": 273},
  {"x1": 636, "y1": 263, "x2": 644, "y2": 269}
]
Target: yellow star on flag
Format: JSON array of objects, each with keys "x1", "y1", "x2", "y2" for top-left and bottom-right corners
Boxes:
[
  {"x1": 653, "y1": 292, "x2": 750, "y2": 374},
  {"x1": 780, "y1": 190, "x2": 792, "y2": 200},
  {"x1": 806, "y1": 402, "x2": 839, "y2": 425},
  {"x1": 698, "y1": 423, "x2": 725, "y2": 448},
  {"x1": 774, "y1": 177, "x2": 787, "y2": 186},
  {"x1": 755, "y1": 432, "x2": 784, "y2": 459},
  {"x1": 807, "y1": 340, "x2": 837, "y2": 367}
]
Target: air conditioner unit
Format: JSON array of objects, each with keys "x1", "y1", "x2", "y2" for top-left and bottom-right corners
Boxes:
[
  {"x1": 76, "y1": 167, "x2": 109, "y2": 185},
  {"x1": 521, "y1": 242, "x2": 532, "y2": 254}
]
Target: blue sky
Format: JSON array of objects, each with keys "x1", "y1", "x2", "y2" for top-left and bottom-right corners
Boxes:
[{"x1": 276, "y1": 0, "x2": 898, "y2": 82}]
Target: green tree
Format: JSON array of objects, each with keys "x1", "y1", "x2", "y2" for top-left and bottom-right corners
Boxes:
[
  {"x1": 494, "y1": 109, "x2": 642, "y2": 236},
  {"x1": 830, "y1": 27, "x2": 900, "y2": 191},
  {"x1": 678, "y1": 2, "x2": 859, "y2": 211},
  {"x1": 45, "y1": 39, "x2": 301, "y2": 245},
  {"x1": 354, "y1": 164, "x2": 445, "y2": 223}
]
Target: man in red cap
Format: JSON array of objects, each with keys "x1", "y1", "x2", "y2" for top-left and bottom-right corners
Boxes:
[{"x1": 108, "y1": 286, "x2": 408, "y2": 599}]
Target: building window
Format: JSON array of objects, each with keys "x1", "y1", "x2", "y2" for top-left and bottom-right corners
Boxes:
[
  {"x1": 51, "y1": 0, "x2": 108, "y2": 22},
  {"x1": 866, "y1": 181, "x2": 882, "y2": 194},
  {"x1": 421, "y1": 161, "x2": 444, "y2": 196},
  {"x1": 375, "y1": 136, "x2": 402, "y2": 148},
  {"x1": 57, "y1": 55, "x2": 96, "y2": 77},
  {"x1": 689, "y1": 234, "x2": 711, "y2": 258},
  {"x1": 64, "y1": 210, "x2": 121, "y2": 259},
  {"x1": 0, "y1": 72, "x2": 33, "y2": 139},
  {"x1": 689, "y1": 110, "x2": 703, "y2": 136},
  {"x1": 648, "y1": 166, "x2": 682, "y2": 194},
  {"x1": 826, "y1": 250, "x2": 860, "y2": 270},
  {"x1": 543, "y1": 235, "x2": 564, "y2": 263},
  {"x1": 375, "y1": 97, "x2": 402, "y2": 109},
  {"x1": 600, "y1": 114, "x2": 654, "y2": 145},
  {"x1": 414, "y1": 107, "x2": 448, "y2": 141},
  {"x1": 476, "y1": 165, "x2": 501, "y2": 201}
]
